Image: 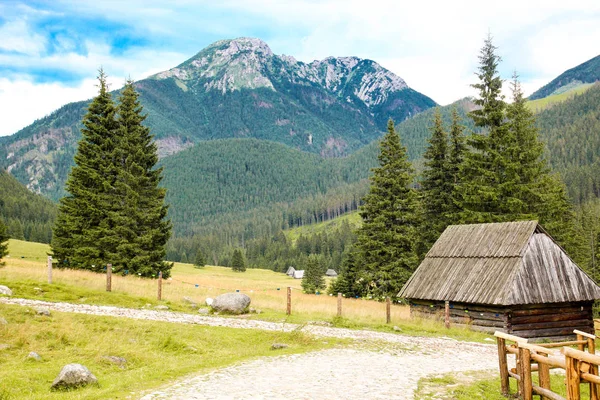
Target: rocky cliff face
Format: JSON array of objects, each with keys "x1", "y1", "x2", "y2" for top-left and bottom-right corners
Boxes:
[{"x1": 0, "y1": 37, "x2": 436, "y2": 199}]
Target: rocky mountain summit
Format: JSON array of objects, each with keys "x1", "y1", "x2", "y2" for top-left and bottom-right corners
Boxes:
[{"x1": 0, "y1": 37, "x2": 435, "y2": 199}]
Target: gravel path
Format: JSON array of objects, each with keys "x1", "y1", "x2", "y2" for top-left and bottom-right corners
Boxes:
[{"x1": 1, "y1": 298, "x2": 500, "y2": 399}]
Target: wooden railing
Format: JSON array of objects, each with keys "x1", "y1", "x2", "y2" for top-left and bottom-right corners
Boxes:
[{"x1": 495, "y1": 330, "x2": 598, "y2": 400}]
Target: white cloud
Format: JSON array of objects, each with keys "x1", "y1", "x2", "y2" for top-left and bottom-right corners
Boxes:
[{"x1": 1, "y1": 0, "x2": 600, "y2": 135}]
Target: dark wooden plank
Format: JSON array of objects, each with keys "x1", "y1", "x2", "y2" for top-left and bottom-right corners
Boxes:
[
  {"x1": 511, "y1": 311, "x2": 590, "y2": 325},
  {"x1": 511, "y1": 319, "x2": 592, "y2": 332}
]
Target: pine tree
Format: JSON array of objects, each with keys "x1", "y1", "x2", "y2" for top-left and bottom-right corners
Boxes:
[
  {"x1": 420, "y1": 109, "x2": 453, "y2": 253},
  {"x1": 448, "y1": 107, "x2": 467, "y2": 223},
  {"x1": 355, "y1": 119, "x2": 420, "y2": 299},
  {"x1": 327, "y1": 249, "x2": 363, "y2": 298},
  {"x1": 457, "y1": 35, "x2": 528, "y2": 223},
  {"x1": 52, "y1": 69, "x2": 120, "y2": 271},
  {"x1": 194, "y1": 249, "x2": 206, "y2": 268},
  {"x1": 0, "y1": 217, "x2": 9, "y2": 265},
  {"x1": 110, "y1": 80, "x2": 172, "y2": 277},
  {"x1": 302, "y1": 254, "x2": 326, "y2": 294},
  {"x1": 231, "y1": 249, "x2": 246, "y2": 272}
]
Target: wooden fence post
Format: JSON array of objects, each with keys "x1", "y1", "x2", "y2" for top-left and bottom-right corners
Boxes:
[
  {"x1": 538, "y1": 352, "x2": 551, "y2": 400},
  {"x1": 519, "y1": 347, "x2": 533, "y2": 400},
  {"x1": 588, "y1": 337, "x2": 598, "y2": 400},
  {"x1": 445, "y1": 301, "x2": 450, "y2": 329},
  {"x1": 157, "y1": 271, "x2": 162, "y2": 301},
  {"x1": 47, "y1": 256, "x2": 52, "y2": 284},
  {"x1": 106, "y1": 263, "x2": 112, "y2": 292},
  {"x1": 496, "y1": 337, "x2": 510, "y2": 396},
  {"x1": 386, "y1": 297, "x2": 391, "y2": 324},
  {"x1": 286, "y1": 287, "x2": 291, "y2": 316},
  {"x1": 565, "y1": 352, "x2": 580, "y2": 400},
  {"x1": 337, "y1": 293, "x2": 342, "y2": 317}
]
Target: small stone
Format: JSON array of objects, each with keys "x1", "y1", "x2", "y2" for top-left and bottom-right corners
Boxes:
[
  {"x1": 271, "y1": 343, "x2": 289, "y2": 350},
  {"x1": 34, "y1": 287, "x2": 43, "y2": 293},
  {"x1": 102, "y1": 355, "x2": 126, "y2": 366},
  {"x1": 0, "y1": 344, "x2": 11, "y2": 350},
  {"x1": 51, "y1": 364, "x2": 98, "y2": 390},
  {"x1": 0, "y1": 317, "x2": 7, "y2": 325},
  {"x1": 255, "y1": 309, "x2": 262, "y2": 314},
  {"x1": 484, "y1": 338, "x2": 495, "y2": 342},
  {"x1": 393, "y1": 326, "x2": 402, "y2": 332},
  {"x1": 28, "y1": 352, "x2": 42, "y2": 361},
  {"x1": 205, "y1": 298, "x2": 213, "y2": 306},
  {"x1": 154, "y1": 305, "x2": 169, "y2": 311},
  {"x1": 0, "y1": 285, "x2": 12, "y2": 296},
  {"x1": 198, "y1": 308, "x2": 209, "y2": 315},
  {"x1": 185, "y1": 346, "x2": 198, "y2": 352},
  {"x1": 35, "y1": 307, "x2": 51, "y2": 316}
]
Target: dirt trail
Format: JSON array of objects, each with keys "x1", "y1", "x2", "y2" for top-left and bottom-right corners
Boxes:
[{"x1": 1, "y1": 298, "x2": 499, "y2": 399}]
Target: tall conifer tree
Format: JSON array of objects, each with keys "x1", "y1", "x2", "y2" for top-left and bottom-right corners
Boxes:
[
  {"x1": 448, "y1": 107, "x2": 467, "y2": 223},
  {"x1": 231, "y1": 249, "x2": 246, "y2": 272},
  {"x1": 52, "y1": 69, "x2": 119, "y2": 270},
  {"x1": 355, "y1": 119, "x2": 419, "y2": 298},
  {"x1": 420, "y1": 109, "x2": 453, "y2": 253},
  {"x1": 111, "y1": 80, "x2": 172, "y2": 276}
]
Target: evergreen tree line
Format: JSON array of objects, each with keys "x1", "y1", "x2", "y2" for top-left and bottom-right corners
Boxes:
[
  {"x1": 0, "y1": 217, "x2": 8, "y2": 265},
  {"x1": 331, "y1": 35, "x2": 588, "y2": 300},
  {"x1": 51, "y1": 71, "x2": 172, "y2": 278}
]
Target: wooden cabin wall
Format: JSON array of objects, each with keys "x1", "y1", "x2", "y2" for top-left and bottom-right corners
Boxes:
[
  {"x1": 507, "y1": 301, "x2": 594, "y2": 340},
  {"x1": 409, "y1": 300, "x2": 595, "y2": 340},
  {"x1": 409, "y1": 300, "x2": 507, "y2": 333}
]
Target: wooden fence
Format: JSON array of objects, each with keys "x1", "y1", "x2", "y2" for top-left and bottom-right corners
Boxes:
[{"x1": 495, "y1": 330, "x2": 599, "y2": 400}]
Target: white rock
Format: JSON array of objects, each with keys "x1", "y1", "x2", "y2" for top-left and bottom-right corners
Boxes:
[
  {"x1": 205, "y1": 298, "x2": 213, "y2": 306},
  {"x1": 51, "y1": 363, "x2": 98, "y2": 390},
  {"x1": 0, "y1": 285, "x2": 12, "y2": 296}
]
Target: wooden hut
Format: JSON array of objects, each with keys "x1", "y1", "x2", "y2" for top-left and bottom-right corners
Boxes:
[
  {"x1": 325, "y1": 269, "x2": 338, "y2": 277},
  {"x1": 286, "y1": 266, "x2": 296, "y2": 277},
  {"x1": 398, "y1": 221, "x2": 600, "y2": 341}
]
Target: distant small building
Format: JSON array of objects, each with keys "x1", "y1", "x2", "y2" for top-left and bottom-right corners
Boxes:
[
  {"x1": 325, "y1": 269, "x2": 338, "y2": 277},
  {"x1": 398, "y1": 221, "x2": 600, "y2": 341},
  {"x1": 292, "y1": 270, "x2": 304, "y2": 279},
  {"x1": 286, "y1": 266, "x2": 296, "y2": 276}
]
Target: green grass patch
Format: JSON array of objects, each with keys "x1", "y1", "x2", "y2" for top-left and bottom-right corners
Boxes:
[
  {"x1": 416, "y1": 371, "x2": 590, "y2": 399},
  {"x1": 527, "y1": 83, "x2": 595, "y2": 113},
  {"x1": 284, "y1": 211, "x2": 361, "y2": 243},
  {"x1": 5, "y1": 239, "x2": 50, "y2": 263},
  {"x1": 0, "y1": 303, "x2": 338, "y2": 399}
]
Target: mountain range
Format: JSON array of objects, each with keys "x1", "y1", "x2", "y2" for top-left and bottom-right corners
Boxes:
[
  {"x1": 0, "y1": 37, "x2": 435, "y2": 200},
  {"x1": 1, "y1": 38, "x2": 600, "y2": 260}
]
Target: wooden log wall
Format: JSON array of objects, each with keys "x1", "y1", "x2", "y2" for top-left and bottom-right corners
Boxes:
[
  {"x1": 409, "y1": 300, "x2": 595, "y2": 340},
  {"x1": 507, "y1": 301, "x2": 594, "y2": 340},
  {"x1": 410, "y1": 300, "x2": 507, "y2": 331}
]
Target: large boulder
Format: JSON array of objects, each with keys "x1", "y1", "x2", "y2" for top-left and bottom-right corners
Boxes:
[
  {"x1": 51, "y1": 364, "x2": 98, "y2": 390},
  {"x1": 210, "y1": 293, "x2": 251, "y2": 314},
  {"x1": 0, "y1": 285, "x2": 12, "y2": 296}
]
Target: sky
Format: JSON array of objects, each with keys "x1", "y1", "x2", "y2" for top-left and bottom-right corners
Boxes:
[{"x1": 1, "y1": 0, "x2": 600, "y2": 137}]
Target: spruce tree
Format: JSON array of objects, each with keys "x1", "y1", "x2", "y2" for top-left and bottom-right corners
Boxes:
[
  {"x1": 52, "y1": 69, "x2": 119, "y2": 270},
  {"x1": 111, "y1": 80, "x2": 172, "y2": 277},
  {"x1": 194, "y1": 249, "x2": 206, "y2": 268},
  {"x1": 231, "y1": 249, "x2": 246, "y2": 272},
  {"x1": 327, "y1": 249, "x2": 363, "y2": 298},
  {"x1": 355, "y1": 119, "x2": 420, "y2": 299},
  {"x1": 302, "y1": 254, "x2": 326, "y2": 294},
  {"x1": 420, "y1": 109, "x2": 453, "y2": 253},
  {"x1": 0, "y1": 217, "x2": 9, "y2": 265}
]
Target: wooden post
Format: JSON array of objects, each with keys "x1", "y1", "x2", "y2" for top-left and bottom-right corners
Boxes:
[
  {"x1": 337, "y1": 293, "x2": 342, "y2": 317},
  {"x1": 157, "y1": 271, "x2": 162, "y2": 301},
  {"x1": 47, "y1": 256, "x2": 52, "y2": 284},
  {"x1": 519, "y1": 346, "x2": 533, "y2": 400},
  {"x1": 577, "y1": 333, "x2": 585, "y2": 351},
  {"x1": 497, "y1": 337, "x2": 510, "y2": 396},
  {"x1": 106, "y1": 263, "x2": 112, "y2": 292},
  {"x1": 444, "y1": 301, "x2": 450, "y2": 329},
  {"x1": 565, "y1": 353, "x2": 580, "y2": 400},
  {"x1": 386, "y1": 297, "x2": 391, "y2": 324},
  {"x1": 286, "y1": 287, "x2": 291, "y2": 316},
  {"x1": 538, "y1": 353, "x2": 551, "y2": 400},
  {"x1": 589, "y1": 337, "x2": 598, "y2": 400}
]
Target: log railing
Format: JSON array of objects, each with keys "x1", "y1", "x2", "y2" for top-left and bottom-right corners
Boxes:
[{"x1": 495, "y1": 330, "x2": 598, "y2": 400}]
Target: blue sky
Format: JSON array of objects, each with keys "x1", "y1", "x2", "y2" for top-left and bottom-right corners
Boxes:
[{"x1": 1, "y1": 0, "x2": 599, "y2": 136}]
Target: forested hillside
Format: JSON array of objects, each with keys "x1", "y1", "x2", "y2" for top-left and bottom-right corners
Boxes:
[
  {"x1": 530, "y1": 54, "x2": 600, "y2": 100},
  {"x1": 536, "y1": 83, "x2": 600, "y2": 204},
  {"x1": 0, "y1": 170, "x2": 56, "y2": 243}
]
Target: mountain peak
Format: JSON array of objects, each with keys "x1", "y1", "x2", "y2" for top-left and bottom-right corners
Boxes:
[{"x1": 210, "y1": 37, "x2": 274, "y2": 58}]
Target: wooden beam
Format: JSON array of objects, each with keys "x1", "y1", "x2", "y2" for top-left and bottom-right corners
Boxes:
[
  {"x1": 532, "y1": 385, "x2": 566, "y2": 400},
  {"x1": 495, "y1": 331, "x2": 528, "y2": 343},
  {"x1": 519, "y1": 342, "x2": 557, "y2": 355},
  {"x1": 562, "y1": 347, "x2": 600, "y2": 366},
  {"x1": 573, "y1": 329, "x2": 596, "y2": 339}
]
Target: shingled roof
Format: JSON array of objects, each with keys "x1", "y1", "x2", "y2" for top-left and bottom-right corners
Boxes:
[{"x1": 398, "y1": 221, "x2": 600, "y2": 305}]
